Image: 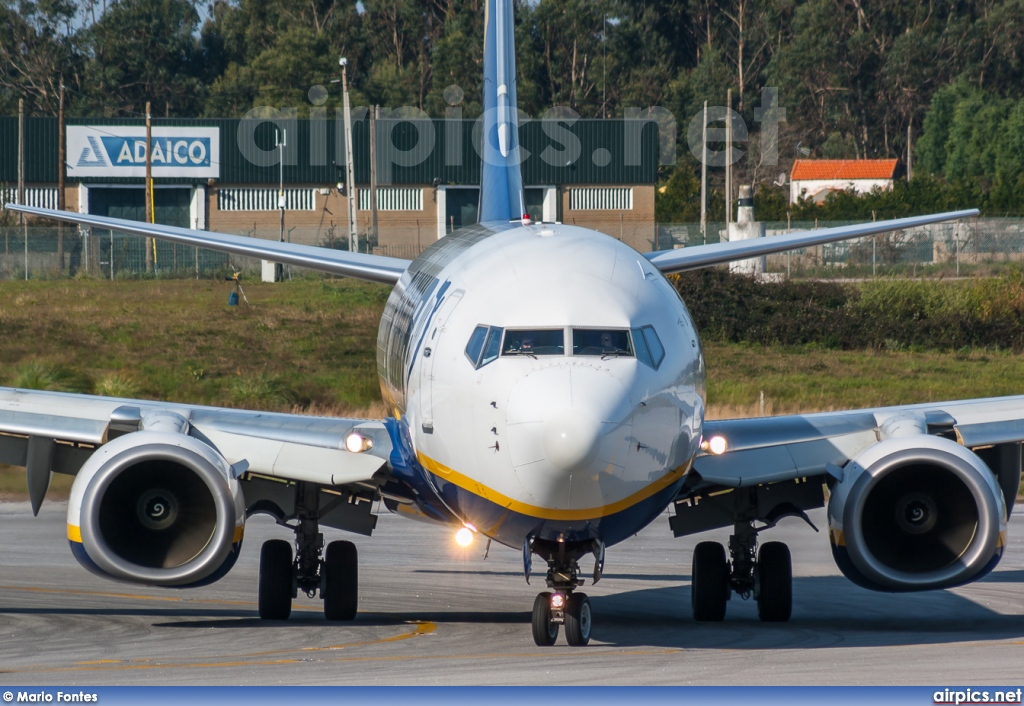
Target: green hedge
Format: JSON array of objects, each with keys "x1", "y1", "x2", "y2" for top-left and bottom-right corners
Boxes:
[{"x1": 673, "y1": 269, "x2": 1024, "y2": 351}]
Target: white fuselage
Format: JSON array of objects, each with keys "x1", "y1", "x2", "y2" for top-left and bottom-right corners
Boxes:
[{"x1": 377, "y1": 222, "x2": 706, "y2": 549}]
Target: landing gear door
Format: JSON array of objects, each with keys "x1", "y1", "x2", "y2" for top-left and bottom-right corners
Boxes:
[{"x1": 418, "y1": 290, "x2": 464, "y2": 432}]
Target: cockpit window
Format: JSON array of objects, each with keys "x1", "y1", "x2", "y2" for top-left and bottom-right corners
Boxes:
[
  {"x1": 465, "y1": 325, "x2": 503, "y2": 369},
  {"x1": 572, "y1": 329, "x2": 633, "y2": 357},
  {"x1": 465, "y1": 326, "x2": 488, "y2": 366},
  {"x1": 481, "y1": 327, "x2": 503, "y2": 365},
  {"x1": 502, "y1": 329, "x2": 564, "y2": 356},
  {"x1": 632, "y1": 325, "x2": 665, "y2": 369}
]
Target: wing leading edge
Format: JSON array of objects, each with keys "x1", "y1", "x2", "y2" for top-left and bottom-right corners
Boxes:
[
  {"x1": 0, "y1": 386, "x2": 393, "y2": 513},
  {"x1": 646, "y1": 209, "x2": 979, "y2": 274},
  {"x1": 693, "y1": 394, "x2": 1024, "y2": 489},
  {"x1": 4, "y1": 204, "x2": 410, "y2": 285}
]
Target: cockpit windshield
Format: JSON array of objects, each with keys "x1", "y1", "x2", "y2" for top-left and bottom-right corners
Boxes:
[
  {"x1": 502, "y1": 329, "x2": 564, "y2": 356},
  {"x1": 465, "y1": 325, "x2": 503, "y2": 369},
  {"x1": 572, "y1": 329, "x2": 633, "y2": 357}
]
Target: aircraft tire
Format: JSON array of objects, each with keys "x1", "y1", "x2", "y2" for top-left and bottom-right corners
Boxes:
[
  {"x1": 258, "y1": 539, "x2": 293, "y2": 620},
  {"x1": 323, "y1": 540, "x2": 358, "y2": 621},
  {"x1": 757, "y1": 541, "x2": 792, "y2": 622},
  {"x1": 564, "y1": 593, "x2": 592, "y2": 646},
  {"x1": 691, "y1": 541, "x2": 729, "y2": 621},
  {"x1": 531, "y1": 592, "x2": 559, "y2": 646}
]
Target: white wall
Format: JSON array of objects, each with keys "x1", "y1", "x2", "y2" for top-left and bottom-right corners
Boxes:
[{"x1": 790, "y1": 178, "x2": 893, "y2": 204}]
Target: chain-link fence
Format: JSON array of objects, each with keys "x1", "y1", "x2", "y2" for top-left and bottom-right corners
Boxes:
[
  {"x1": 0, "y1": 226, "x2": 234, "y2": 280},
  {"x1": 656, "y1": 218, "x2": 1024, "y2": 279},
  {"x1": 3, "y1": 218, "x2": 1023, "y2": 280}
]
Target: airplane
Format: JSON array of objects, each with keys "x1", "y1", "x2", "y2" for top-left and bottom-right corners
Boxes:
[{"x1": 1, "y1": 0, "x2": 1010, "y2": 649}]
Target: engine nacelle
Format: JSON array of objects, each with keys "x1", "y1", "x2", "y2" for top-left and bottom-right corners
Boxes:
[
  {"x1": 828, "y1": 435, "x2": 1007, "y2": 592},
  {"x1": 67, "y1": 430, "x2": 246, "y2": 587}
]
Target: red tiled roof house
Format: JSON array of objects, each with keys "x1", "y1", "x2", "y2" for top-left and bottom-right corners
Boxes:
[{"x1": 789, "y1": 159, "x2": 899, "y2": 204}]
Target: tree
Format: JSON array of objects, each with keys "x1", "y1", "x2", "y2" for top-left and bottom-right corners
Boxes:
[
  {"x1": 78, "y1": 0, "x2": 206, "y2": 117},
  {"x1": 0, "y1": 0, "x2": 81, "y2": 115}
]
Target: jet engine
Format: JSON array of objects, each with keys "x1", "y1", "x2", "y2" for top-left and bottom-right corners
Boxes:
[
  {"x1": 67, "y1": 429, "x2": 246, "y2": 587},
  {"x1": 827, "y1": 435, "x2": 1006, "y2": 592}
]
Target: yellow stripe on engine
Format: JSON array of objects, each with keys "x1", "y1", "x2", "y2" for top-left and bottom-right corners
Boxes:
[
  {"x1": 67, "y1": 524, "x2": 82, "y2": 543},
  {"x1": 416, "y1": 451, "x2": 690, "y2": 521},
  {"x1": 830, "y1": 529, "x2": 845, "y2": 547},
  {"x1": 997, "y1": 530, "x2": 1007, "y2": 548},
  {"x1": 233, "y1": 525, "x2": 245, "y2": 543}
]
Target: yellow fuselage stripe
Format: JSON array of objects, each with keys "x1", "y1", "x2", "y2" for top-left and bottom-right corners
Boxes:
[{"x1": 416, "y1": 451, "x2": 689, "y2": 521}]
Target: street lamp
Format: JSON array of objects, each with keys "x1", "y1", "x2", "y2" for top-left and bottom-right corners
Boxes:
[{"x1": 340, "y1": 57, "x2": 357, "y2": 254}]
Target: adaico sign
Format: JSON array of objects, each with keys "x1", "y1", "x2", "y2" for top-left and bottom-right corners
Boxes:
[{"x1": 67, "y1": 126, "x2": 220, "y2": 178}]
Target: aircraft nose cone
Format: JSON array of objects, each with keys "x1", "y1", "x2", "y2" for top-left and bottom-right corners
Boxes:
[{"x1": 543, "y1": 409, "x2": 601, "y2": 472}]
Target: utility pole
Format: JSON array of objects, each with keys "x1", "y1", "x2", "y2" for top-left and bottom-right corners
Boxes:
[
  {"x1": 276, "y1": 127, "x2": 286, "y2": 281},
  {"x1": 369, "y1": 105, "x2": 379, "y2": 246},
  {"x1": 145, "y1": 101, "x2": 153, "y2": 274},
  {"x1": 58, "y1": 82, "x2": 65, "y2": 274},
  {"x1": 341, "y1": 57, "x2": 357, "y2": 253},
  {"x1": 700, "y1": 100, "x2": 708, "y2": 245},
  {"x1": 19, "y1": 98, "x2": 26, "y2": 280},
  {"x1": 725, "y1": 89, "x2": 732, "y2": 225}
]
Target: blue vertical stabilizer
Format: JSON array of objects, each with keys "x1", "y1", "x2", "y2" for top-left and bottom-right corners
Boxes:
[{"x1": 479, "y1": 0, "x2": 525, "y2": 224}]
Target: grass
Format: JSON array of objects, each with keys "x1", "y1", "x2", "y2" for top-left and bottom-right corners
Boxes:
[
  {"x1": 1, "y1": 277, "x2": 1023, "y2": 499},
  {"x1": 704, "y1": 343, "x2": 1024, "y2": 417},
  {"x1": 0, "y1": 277, "x2": 387, "y2": 414}
]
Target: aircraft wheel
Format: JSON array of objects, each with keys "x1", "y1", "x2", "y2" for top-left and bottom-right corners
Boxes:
[
  {"x1": 564, "y1": 592, "x2": 592, "y2": 646},
  {"x1": 757, "y1": 541, "x2": 792, "y2": 622},
  {"x1": 258, "y1": 539, "x2": 294, "y2": 620},
  {"x1": 531, "y1": 592, "x2": 559, "y2": 646},
  {"x1": 692, "y1": 541, "x2": 729, "y2": 621},
  {"x1": 323, "y1": 540, "x2": 359, "y2": 621}
]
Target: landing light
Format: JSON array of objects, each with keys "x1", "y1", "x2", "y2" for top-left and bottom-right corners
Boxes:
[
  {"x1": 455, "y1": 527, "x2": 474, "y2": 547},
  {"x1": 701, "y1": 435, "x2": 728, "y2": 455},
  {"x1": 550, "y1": 593, "x2": 565, "y2": 609},
  {"x1": 345, "y1": 432, "x2": 373, "y2": 454}
]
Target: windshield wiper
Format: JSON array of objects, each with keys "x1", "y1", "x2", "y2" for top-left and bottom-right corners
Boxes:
[{"x1": 505, "y1": 350, "x2": 537, "y2": 359}]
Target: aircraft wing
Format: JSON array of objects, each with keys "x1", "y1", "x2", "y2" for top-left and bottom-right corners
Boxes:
[
  {"x1": 0, "y1": 386, "x2": 393, "y2": 514},
  {"x1": 692, "y1": 394, "x2": 1024, "y2": 492},
  {"x1": 3, "y1": 204, "x2": 410, "y2": 285},
  {"x1": 645, "y1": 209, "x2": 979, "y2": 274}
]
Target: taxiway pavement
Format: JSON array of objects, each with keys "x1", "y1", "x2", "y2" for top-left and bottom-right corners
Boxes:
[{"x1": 1, "y1": 500, "x2": 1022, "y2": 685}]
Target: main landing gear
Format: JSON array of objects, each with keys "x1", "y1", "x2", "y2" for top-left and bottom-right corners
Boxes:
[
  {"x1": 257, "y1": 483, "x2": 358, "y2": 621},
  {"x1": 691, "y1": 517, "x2": 793, "y2": 623},
  {"x1": 530, "y1": 541, "x2": 598, "y2": 647}
]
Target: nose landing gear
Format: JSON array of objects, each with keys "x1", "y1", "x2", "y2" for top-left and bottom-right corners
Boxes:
[
  {"x1": 531, "y1": 588, "x2": 593, "y2": 647},
  {"x1": 529, "y1": 547, "x2": 594, "y2": 646}
]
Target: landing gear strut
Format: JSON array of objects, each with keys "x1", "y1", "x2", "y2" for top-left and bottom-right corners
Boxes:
[
  {"x1": 530, "y1": 544, "x2": 594, "y2": 647},
  {"x1": 257, "y1": 482, "x2": 358, "y2": 621},
  {"x1": 690, "y1": 489, "x2": 793, "y2": 623}
]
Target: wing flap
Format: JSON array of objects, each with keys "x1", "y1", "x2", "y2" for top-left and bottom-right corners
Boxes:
[{"x1": 0, "y1": 410, "x2": 108, "y2": 444}]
